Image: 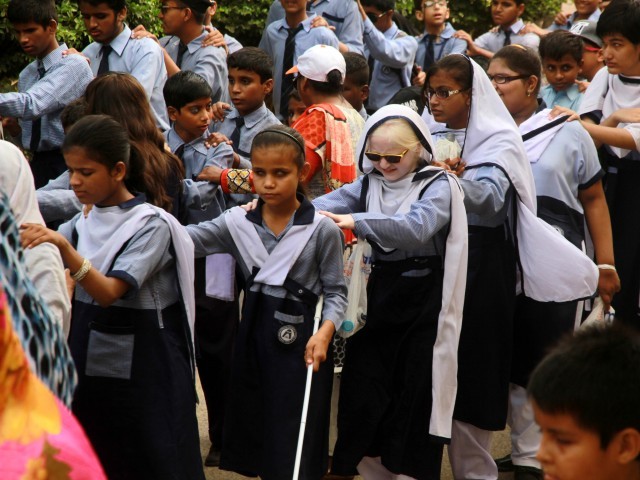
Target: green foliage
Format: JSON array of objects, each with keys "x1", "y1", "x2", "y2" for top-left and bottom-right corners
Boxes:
[
  {"x1": 395, "y1": 0, "x2": 563, "y2": 36},
  {"x1": 0, "y1": 0, "x2": 564, "y2": 84},
  {"x1": 215, "y1": 0, "x2": 272, "y2": 48}
]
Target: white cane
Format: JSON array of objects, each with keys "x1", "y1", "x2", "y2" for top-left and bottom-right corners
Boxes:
[{"x1": 292, "y1": 295, "x2": 324, "y2": 480}]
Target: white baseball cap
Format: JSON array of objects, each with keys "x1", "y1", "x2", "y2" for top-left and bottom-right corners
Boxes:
[{"x1": 285, "y1": 44, "x2": 346, "y2": 83}]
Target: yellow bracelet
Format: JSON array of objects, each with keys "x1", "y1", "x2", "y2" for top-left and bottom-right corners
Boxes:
[{"x1": 71, "y1": 258, "x2": 92, "y2": 282}]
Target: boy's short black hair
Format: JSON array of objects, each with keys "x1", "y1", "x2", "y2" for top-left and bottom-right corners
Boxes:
[
  {"x1": 77, "y1": 0, "x2": 127, "y2": 11},
  {"x1": 163, "y1": 71, "x2": 213, "y2": 110},
  {"x1": 539, "y1": 30, "x2": 584, "y2": 64},
  {"x1": 597, "y1": 0, "x2": 640, "y2": 45},
  {"x1": 361, "y1": 0, "x2": 395, "y2": 12},
  {"x1": 7, "y1": 0, "x2": 58, "y2": 27},
  {"x1": 61, "y1": 98, "x2": 87, "y2": 131},
  {"x1": 343, "y1": 52, "x2": 370, "y2": 87},
  {"x1": 529, "y1": 325, "x2": 640, "y2": 449},
  {"x1": 227, "y1": 47, "x2": 273, "y2": 83}
]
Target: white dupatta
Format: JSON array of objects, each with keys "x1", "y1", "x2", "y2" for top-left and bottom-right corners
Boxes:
[
  {"x1": 356, "y1": 105, "x2": 468, "y2": 441},
  {"x1": 422, "y1": 56, "x2": 598, "y2": 302}
]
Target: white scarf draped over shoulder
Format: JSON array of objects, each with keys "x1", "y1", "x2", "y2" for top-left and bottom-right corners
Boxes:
[
  {"x1": 75, "y1": 203, "x2": 196, "y2": 348},
  {"x1": 421, "y1": 56, "x2": 598, "y2": 302},
  {"x1": 356, "y1": 105, "x2": 468, "y2": 441}
]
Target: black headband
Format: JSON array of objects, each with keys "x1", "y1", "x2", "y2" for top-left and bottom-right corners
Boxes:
[{"x1": 254, "y1": 128, "x2": 306, "y2": 155}]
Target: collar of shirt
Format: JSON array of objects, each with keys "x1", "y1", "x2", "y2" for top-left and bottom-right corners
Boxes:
[
  {"x1": 543, "y1": 83, "x2": 580, "y2": 103},
  {"x1": 568, "y1": 9, "x2": 601, "y2": 24},
  {"x1": 246, "y1": 192, "x2": 316, "y2": 228},
  {"x1": 384, "y1": 21, "x2": 399, "y2": 40},
  {"x1": 506, "y1": 19, "x2": 525, "y2": 35},
  {"x1": 187, "y1": 29, "x2": 209, "y2": 54},
  {"x1": 40, "y1": 43, "x2": 69, "y2": 72},
  {"x1": 310, "y1": 0, "x2": 330, "y2": 7},
  {"x1": 276, "y1": 13, "x2": 317, "y2": 33},
  {"x1": 107, "y1": 24, "x2": 132, "y2": 56},
  {"x1": 167, "y1": 127, "x2": 208, "y2": 156},
  {"x1": 418, "y1": 22, "x2": 456, "y2": 43},
  {"x1": 117, "y1": 193, "x2": 146, "y2": 209},
  {"x1": 227, "y1": 104, "x2": 270, "y2": 129}
]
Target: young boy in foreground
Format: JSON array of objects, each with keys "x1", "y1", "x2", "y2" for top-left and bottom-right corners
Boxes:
[{"x1": 528, "y1": 325, "x2": 640, "y2": 480}]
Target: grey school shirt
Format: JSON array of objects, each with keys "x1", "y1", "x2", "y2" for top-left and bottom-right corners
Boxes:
[
  {"x1": 212, "y1": 104, "x2": 280, "y2": 164},
  {"x1": 160, "y1": 30, "x2": 230, "y2": 104}
]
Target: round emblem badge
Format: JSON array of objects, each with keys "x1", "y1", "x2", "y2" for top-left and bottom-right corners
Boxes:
[{"x1": 278, "y1": 325, "x2": 297, "y2": 345}]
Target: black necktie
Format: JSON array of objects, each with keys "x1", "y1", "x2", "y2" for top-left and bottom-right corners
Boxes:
[
  {"x1": 503, "y1": 29, "x2": 512, "y2": 47},
  {"x1": 230, "y1": 117, "x2": 244, "y2": 154},
  {"x1": 368, "y1": 54, "x2": 375, "y2": 84},
  {"x1": 423, "y1": 34, "x2": 437, "y2": 72},
  {"x1": 176, "y1": 42, "x2": 188, "y2": 68},
  {"x1": 30, "y1": 63, "x2": 46, "y2": 152},
  {"x1": 174, "y1": 144, "x2": 185, "y2": 161},
  {"x1": 281, "y1": 24, "x2": 304, "y2": 116},
  {"x1": 97, "y1": 45, "x2": 112, "y2": 75}
]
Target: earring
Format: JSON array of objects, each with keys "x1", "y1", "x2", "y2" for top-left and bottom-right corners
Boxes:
[{"x1": 527, "y1": 90, "x2": 532, "y2": 97}]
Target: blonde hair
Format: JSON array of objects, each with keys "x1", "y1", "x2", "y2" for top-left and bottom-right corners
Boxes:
[{"x1": 368, "y1": 118, "x2": 430, "y2": 162}]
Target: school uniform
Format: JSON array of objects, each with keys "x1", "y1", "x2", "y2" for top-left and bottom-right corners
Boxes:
[
  {"x1": 474, "y1": 19, "x2": 540, "y2": 53},
  {"x1": 165, "y1": 127, "x2": 233, "y2": 224},
  {"x1": 579, "y1": 68, "x2": 640, "y2": 327},
  {"x1": 259, "y1": 14, "x2": 339, "y2": 119},
  {"x1": 187, "y1": 195, "x2": 347, "y2": 480},
  {"x1": 314, "y1": 106, "x2": 468, "y2": 479},
  {"x1": 507, "y1": 110, "x2": 604, "y2": 470},
  {"x1": 266, "y1": 0, "x2": 365, "y2": 55},
  {"x1": 212, "y1": 103, "x2": 280, "y2": 164},
  {"x1": 206, "y1": 25, "x2": 244, "y2": 54},
  {"x1": 539, "y1": 83, "x2": 583, "y2": 110},
  {"x1": 165, "y1": 126, "x2": 241, "y2": 455},
  {"x1": 416, "y1": 23, "x2": 467, "y2": 72},
  {"x1": 59, "y1": 195, "x2": 203, "y2": 480},
  {"x1": 83, "y1": 25, "x2": 170, "y2": 131},
  {"x1": 548, "y1": 9, "x2": 601, "y2": 31},
  {"x1": 160, "y1": 30, "x2": 230, "y2": 103},
  {"x1": 422, "y1": 56, "x2": 598, "y2": 480},
  {"x1": 0, "y1": 43, "x2": 93, "y2": 188},
  {"x1": 362, "y1": 19, "x2": 418, "y2": 112}
]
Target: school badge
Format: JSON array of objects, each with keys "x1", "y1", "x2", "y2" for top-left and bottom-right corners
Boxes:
[{"x1": 277, "y1": 325, "x2": 297, "y2": 345}]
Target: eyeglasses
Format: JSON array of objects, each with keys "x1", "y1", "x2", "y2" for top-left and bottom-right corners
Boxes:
[
  {"x1": 365, "y1": 149, "x2": 410, "y2": 164},
  {"x1": 366, "y1": 11, "x2": 387, "y2": 23},
  {"x1": 425, "y1": 88, "x2": 468, "y2": 100},
  {"x1": 487, "y1": 74, "x2": 529, "y2": 84},
  {"x1": 423, "y1": 0, "x2": 448, "y2": 9},
  {"x1": 160, "y1": 5, "x2": 186, "y2": 14}
]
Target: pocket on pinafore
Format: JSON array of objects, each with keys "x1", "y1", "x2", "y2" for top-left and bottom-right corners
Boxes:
[{"x1": 85, "y1": 322, "x2": 135, "y2": 380}]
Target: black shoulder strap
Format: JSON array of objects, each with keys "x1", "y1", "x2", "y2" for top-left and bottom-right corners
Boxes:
[
  {"x1": 522, "y1": 115, "x2": 569, "y2": 142},
  {"x1": 359, "y1": 174, "x2": 370, "y2": 212}
]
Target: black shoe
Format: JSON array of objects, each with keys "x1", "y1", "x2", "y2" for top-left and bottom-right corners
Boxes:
[
  {"x1": 514, "y1": 465, "x2": 543, "y2": 480},
  {"x1": 494, "y1": 453, "x2": 514, "y2": 472},
  {"x1": 204, "y1": 446, "x2": 221, "y2": 467}
]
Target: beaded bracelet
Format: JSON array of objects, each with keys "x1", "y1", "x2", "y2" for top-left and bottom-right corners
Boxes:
[{"x1": 72, "y1": 258, "x2": 92, "y2": 282}]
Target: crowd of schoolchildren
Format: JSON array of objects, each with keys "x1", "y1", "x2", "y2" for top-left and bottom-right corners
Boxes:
[{"x1": 1, "y1": 0, "x2": 640, "y2": 479}]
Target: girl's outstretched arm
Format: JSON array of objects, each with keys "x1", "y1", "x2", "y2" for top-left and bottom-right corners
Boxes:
[{"x1": 20, "y1": 223, "x2": 130, "y2": 308}]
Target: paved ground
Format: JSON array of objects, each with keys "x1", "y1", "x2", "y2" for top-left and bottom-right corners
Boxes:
[{"x1": 194, "y1": 377, "x2": 515, "y2": 480}]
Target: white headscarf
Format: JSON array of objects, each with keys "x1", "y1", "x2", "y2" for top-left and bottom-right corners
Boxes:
[
  {"x1": 579, "y1": 67, "x2": 640, "y2": 158},
  {"x1": 422, "y1": 56, "x2": 598, "y2": 302},
  {"x1": 0, "y1": 141, "x2": 71, "y2": 335},
  {"x1": 357, "y1": 105, "x2": 468, "y2": 441}
]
